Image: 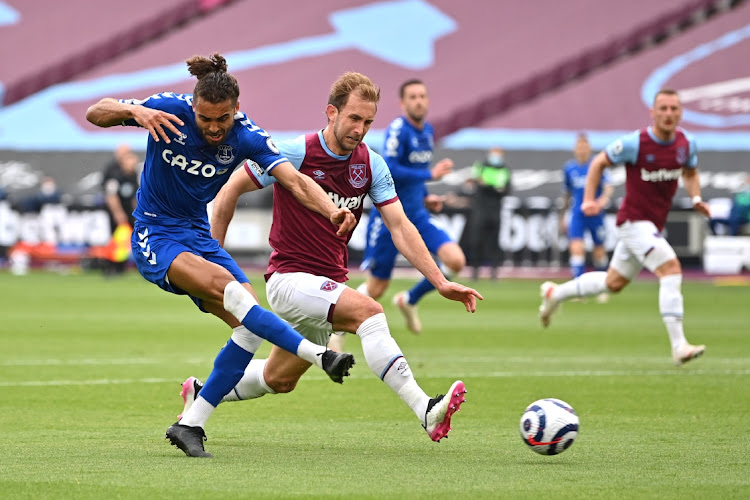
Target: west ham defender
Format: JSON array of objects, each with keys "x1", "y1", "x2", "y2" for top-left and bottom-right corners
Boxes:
[
  {"x1": 356, "y1": 79, "x2": 466, "y2": 334},
  {"x1": 181, "y1": 72, "x2": 482, "y2": 445},
  {"x1": 539, "y1": 89, "x2": 710, "y2": 366},
  {"x1": 560, "y1": 133, "x2": 614, "y2": 301},
  {"x1": 86, "y1": 54, "x2": 357, "y2": 458}
]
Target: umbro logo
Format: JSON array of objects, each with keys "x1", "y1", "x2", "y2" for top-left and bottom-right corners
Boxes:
[{"x1": 313, "y1": 170, "x2": 326, "y2": 180}]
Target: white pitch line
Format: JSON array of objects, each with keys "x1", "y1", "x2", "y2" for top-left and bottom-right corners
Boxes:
[
  {"x1": 1, "y1": 369, "x2": 749, "y2": 387},
  {"x1": 0, "y1": 378, "x2": 175, "y2": 387},
  {"x1": 0, "y1": 357, "x2": 209, "y2": 367},
  {"x1": 4, "y1": 356, "x2": 749, "y2": 367}
]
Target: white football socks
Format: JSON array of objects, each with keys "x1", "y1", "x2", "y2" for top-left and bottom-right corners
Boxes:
[
  {"x1": 222, "y1": 359, "x2": 276, "y2": 402},
  {"x1": 230, "y1": 325, "x2": 263, "y2": 353},
  {"x1": 659, "y1": 274, "x2": 687, "y2": 351},
  {"x1": 552, "y1": 271, "x2": 608, "y2": 301},
  {"x1": 180, "y1": 397, "x2": 214, "y2": 428},
  {"x1": 223, "y1": 281, "x2": 257, "y2": 319},
  {"x1": 356, "y1": 282, "x2": 371, "y2": 297},
  {"x1": 356, "y1": 313, "x2": 428, "y2": 419}
]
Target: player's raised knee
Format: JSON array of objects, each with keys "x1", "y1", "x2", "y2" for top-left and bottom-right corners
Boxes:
[{"x1": 264, "y1": 373, "x2": 301, "y2": 393}]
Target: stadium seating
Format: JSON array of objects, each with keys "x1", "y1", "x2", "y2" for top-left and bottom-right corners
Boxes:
[
  {"x1": 431, "y1": 0, "x2": 728, "y2": 138},
  {"x1": 0, "y1": 0, "x2": 240, "y2": 106}
]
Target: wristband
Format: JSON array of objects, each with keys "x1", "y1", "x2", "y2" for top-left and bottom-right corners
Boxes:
[{"x1": 691, "y1": 195, "x2": 702, "y2": 206}]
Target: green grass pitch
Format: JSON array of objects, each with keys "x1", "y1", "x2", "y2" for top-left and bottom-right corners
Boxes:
[{"x1": 1, "y1": 270, "x2": 748, "y2": 499}]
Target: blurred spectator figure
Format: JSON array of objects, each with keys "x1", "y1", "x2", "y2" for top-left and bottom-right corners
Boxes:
[
  {"x1": 100, "y1": 144, "x2": 139, "y2": 275},
  {"x1": 103, "y1": 144, "x2": 138, "y2": 229},
  {"x1": 18, "y1": 176, "x2": 62, "y2": 212},
  {"x1": 466, "y1": 146, "x2": 511, "y2": 280},
  {"x1": 560, "y1": 134, "x2": 613, "y2": 303},
  {"x1": 729, "y1": 174, "x2": 750, "y2": 235}
]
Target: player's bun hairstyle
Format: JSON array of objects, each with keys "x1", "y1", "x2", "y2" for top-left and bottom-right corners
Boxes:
[
  {"x1": 186, "y1": 53, "x2": 240, "y2": 105},
  {"x1": 328, "y1": 72, "x2": 380, "y2": 111}
]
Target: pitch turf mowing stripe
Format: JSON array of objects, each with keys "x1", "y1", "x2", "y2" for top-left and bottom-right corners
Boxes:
[
  {"x1": 3, "y1": 368, "x2": 749, "y2": 387},
  {"x1": 0, "y1": 357, "x2": 208, "y2": 366}
]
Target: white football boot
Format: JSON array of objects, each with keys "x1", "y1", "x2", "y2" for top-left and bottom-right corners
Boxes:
[
  {"x1": 177, "y1": 376, "x2": 203, "y2": 420},
  {"x1": 423, "y1": 381, "x2": 467, "y2": 442},
  {"x1": 393, "y1": 291, "x2": 422, "y2": 334},
  {"x1": 673, "y1": 343, "x2": 706, "y2": 366},
  {"x1": 539, "y1": 281, "x2": 561, "y2": 327}
]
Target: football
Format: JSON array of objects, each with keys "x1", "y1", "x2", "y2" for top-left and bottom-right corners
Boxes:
[{"x1": 519, "y1": 398, "x2": 579, "y2": 455}]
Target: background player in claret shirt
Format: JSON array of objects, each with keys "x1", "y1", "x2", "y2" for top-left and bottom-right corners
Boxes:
[
  {"x1": 560, "y1": 133, "x2": 614, "y2": 302},
  {"x1": 181, "y1": 72, "x2": 482, "y2": 443},
  {"x1": 539, "y1": 89, "x2": 710, "y2": 366},
  {"x1": 86, "y1": 53, "x2": 356, "y2": 458},
  {"x1": 356, "y1": 79, "x2": 466, "y2": 335}
]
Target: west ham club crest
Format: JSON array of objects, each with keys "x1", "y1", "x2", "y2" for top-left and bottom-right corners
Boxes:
[
  {"x1": 348, "y1": 163, "x2": 368, "y2": 188},
  {"x1": 675, "y1": 147, "x2": 687, "y2": 165},
  {"x1": 320, "y1": 280, "x2": 338, "y2": 292}
]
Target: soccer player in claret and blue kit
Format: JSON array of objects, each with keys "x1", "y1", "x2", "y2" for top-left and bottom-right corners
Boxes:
[
  {"x1": 538, "y1": 89, "x2": 711, "y2": 366},
  {"x1": 86, "y1": 53, "x2": 358, "y2": 457},
  {"x1": 179, "y1": 72, "x2": 482, "y2": 447}
]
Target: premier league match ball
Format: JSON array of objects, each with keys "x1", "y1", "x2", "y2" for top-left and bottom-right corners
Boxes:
[{"x1": 519, "y1": 398, "x2": 579, "y2": 455}]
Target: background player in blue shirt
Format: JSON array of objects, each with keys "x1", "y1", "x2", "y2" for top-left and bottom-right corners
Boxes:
[
  {"x1": 86, "y1": 53, "x2": 356, "y2": 457},
  {"x1": 560, "y1": 133, "x2": 613, "y2": 295},
  {"x1": 356, "y1": 79, "x2": 466, "y2": 334}
]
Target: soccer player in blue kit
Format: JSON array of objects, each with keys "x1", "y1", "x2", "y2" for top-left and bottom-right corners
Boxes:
[
  {"x1": 85, "y1": 54, "x2": 357, "y2": 457},
  {"x1": 357, "y1": 79, "x2": 466, "y2": 334},
  {"x1": 561, "y1": 133, "x2": 614, "y2": 301}
]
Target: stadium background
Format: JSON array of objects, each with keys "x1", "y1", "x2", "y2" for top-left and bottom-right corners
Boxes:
[{"x1": 1, "y1": 0, "x2": 749, "y2": 271}]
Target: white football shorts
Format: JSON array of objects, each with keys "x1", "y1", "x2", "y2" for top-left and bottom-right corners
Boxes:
[
  {"x1": 609, "y1": 220, "x2": 677, "y2": 281},
  {"x1": 266, "y1": 271, "x2": 348, "y2": 346}
]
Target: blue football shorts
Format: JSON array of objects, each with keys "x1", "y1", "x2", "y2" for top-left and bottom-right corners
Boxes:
[
  {"x1": 568, "y1": 212, "x2": 606, "y2": 246},
  {"x1": 131, "y1": 220, "x2": 249, "y2": 310},
  {"x1": 361, "y1": 209, "x2": 452, "y2": 279}
]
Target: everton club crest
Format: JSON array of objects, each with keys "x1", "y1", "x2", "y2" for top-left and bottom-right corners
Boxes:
[
  {"x1": 348, "y1": 163, "x2": 368, "y2": 188},
  {"x1": 216, "y1": 145, "x2": 235, "y2": 165}
]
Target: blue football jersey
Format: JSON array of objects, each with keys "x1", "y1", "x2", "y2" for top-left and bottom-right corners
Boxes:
[
  {"x1": 379, "y1": 116, "x2": 434, "y2": 217},
  {"x1": 120, "y1": 92, "x2": 288, "y2": 228},
  {"x1": 563, "y1": 159, "x2": 612, "y2": 213}
]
